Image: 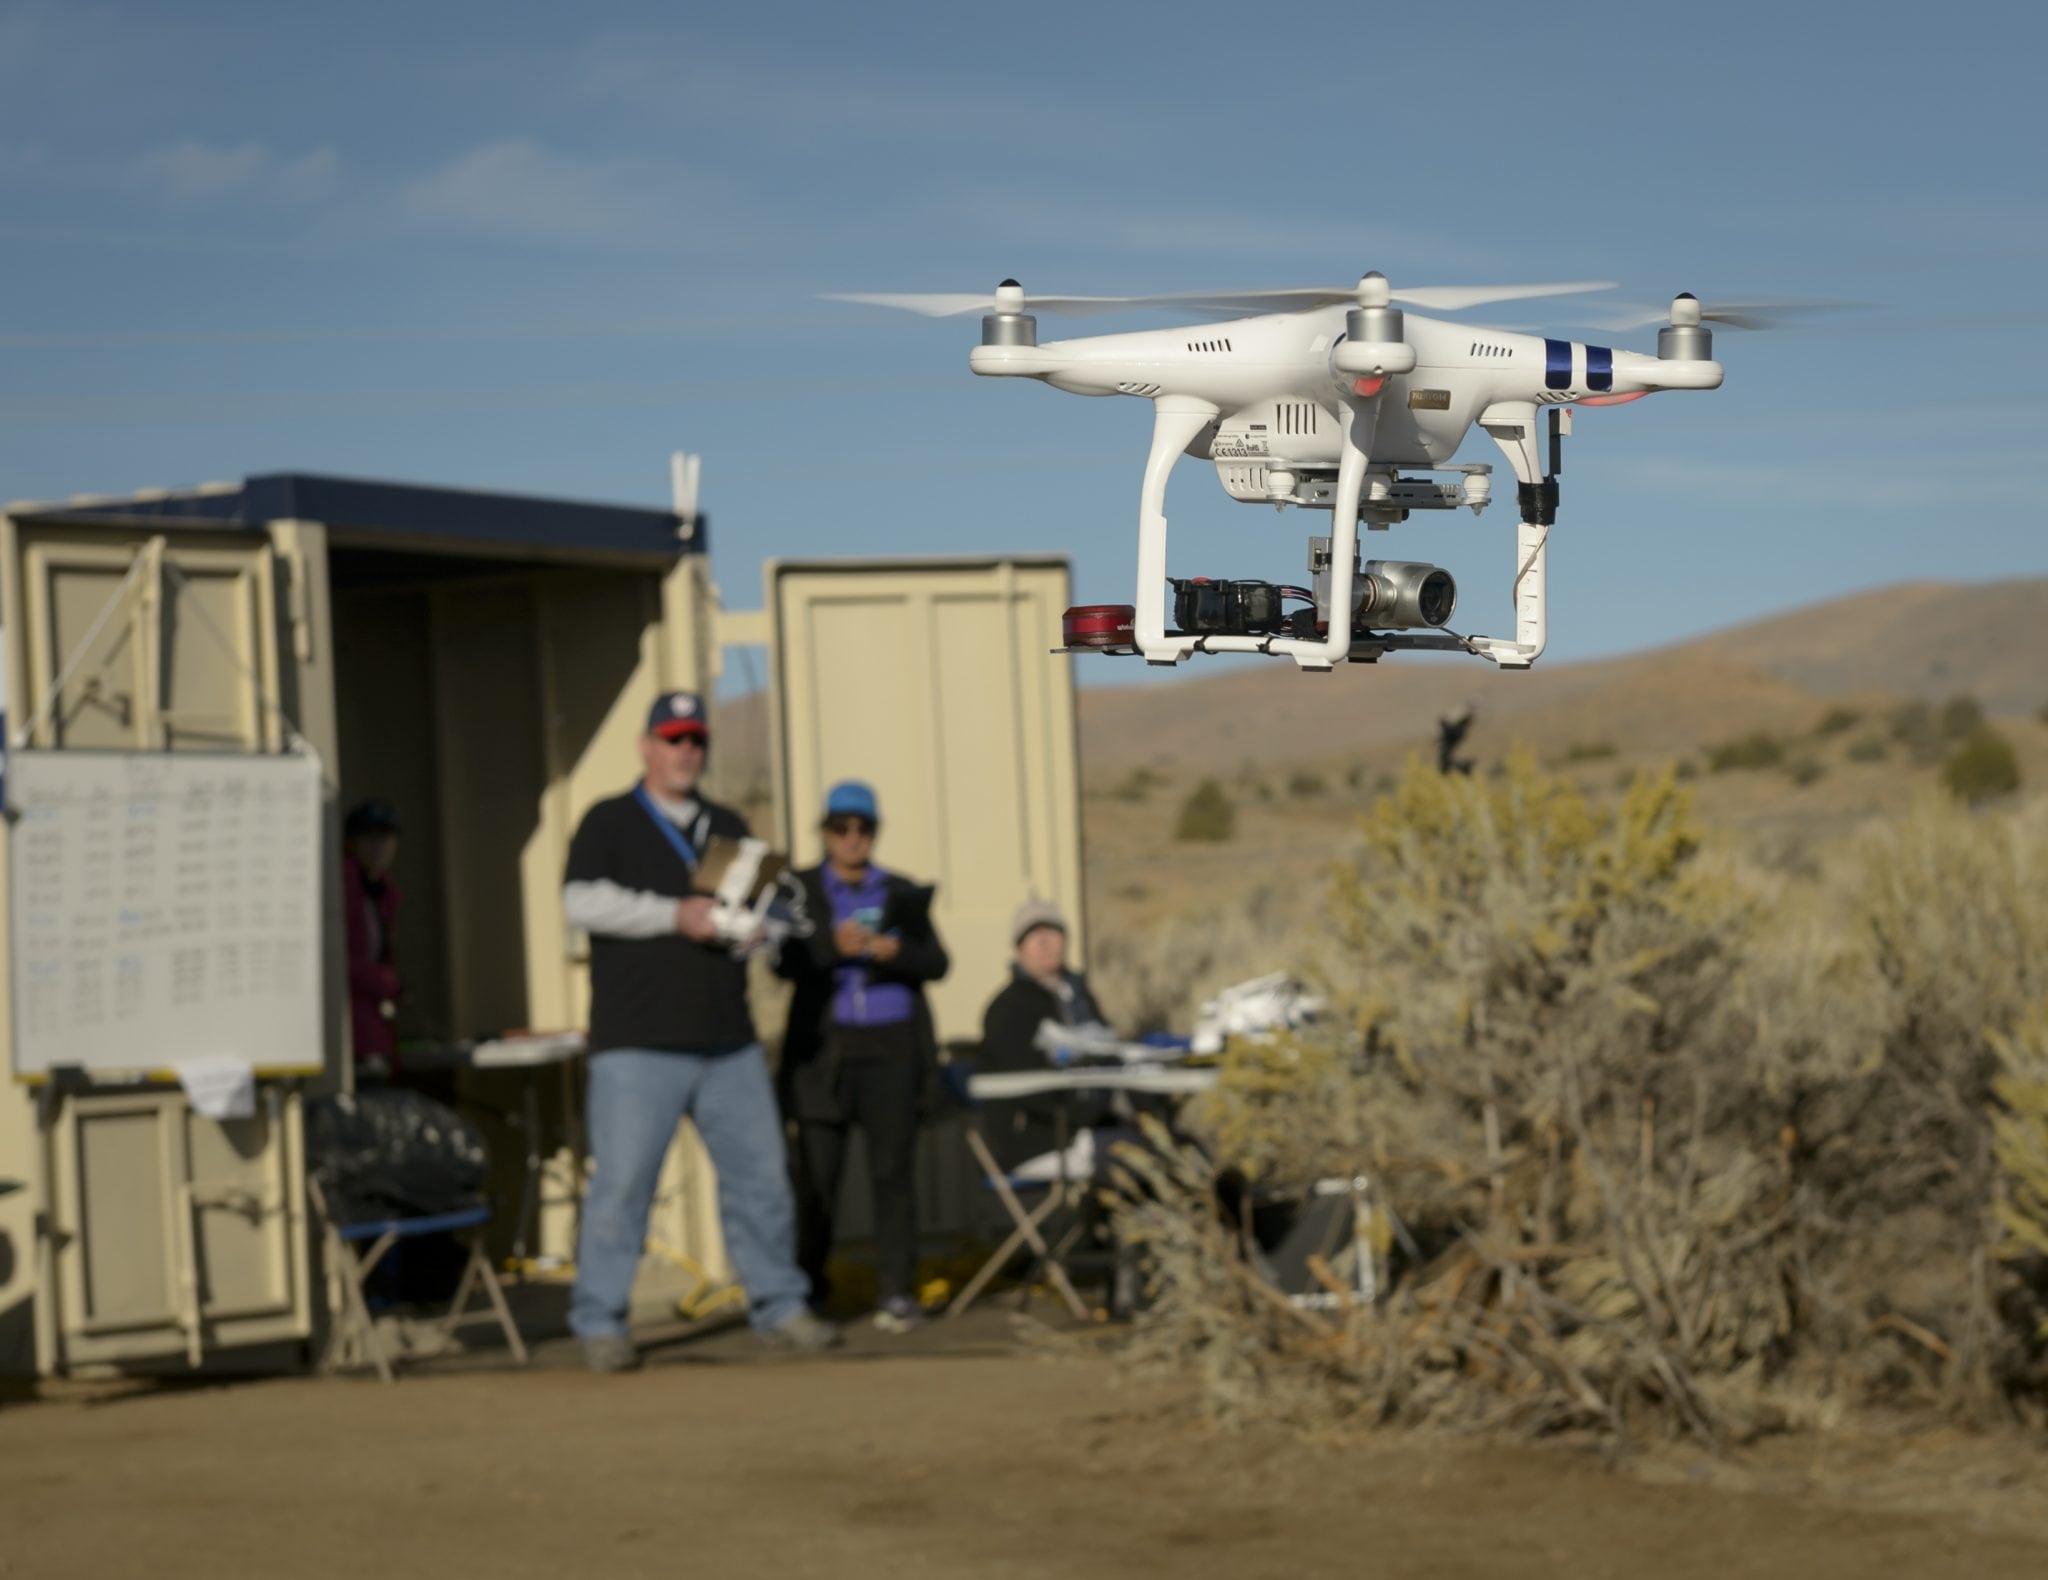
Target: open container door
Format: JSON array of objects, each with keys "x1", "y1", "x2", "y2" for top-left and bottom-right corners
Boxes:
[
  {"x1": 2, "y1": 516, "x2": 313, "y2": 1373},
  {"x1": 763, "y1": 556, "x2": 1088, "y2": 1252},
  {"x1": 766, "y1": 555, "x2": 1087, "y2": 1043}
]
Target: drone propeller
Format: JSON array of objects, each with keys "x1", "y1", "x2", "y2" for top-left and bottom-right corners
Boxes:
[
  {"x1": 827, "y1": 276, "x2": 1619, "y2": 319},
  {"x1": 1579, "y1": 294, "x2": 1855, "y2": 333},
  {"x1": 827, "y1": 287, "x2": 1171, "y2": 319}
]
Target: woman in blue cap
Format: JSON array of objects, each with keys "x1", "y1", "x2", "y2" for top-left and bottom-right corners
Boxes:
[{"x1": 776, "y1": 780, "x2": 949, "y2": 1331}]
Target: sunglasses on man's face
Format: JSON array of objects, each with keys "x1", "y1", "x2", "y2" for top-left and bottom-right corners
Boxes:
[{"x1": 823, "y1": 817, "x2": 875, "y2": 837}]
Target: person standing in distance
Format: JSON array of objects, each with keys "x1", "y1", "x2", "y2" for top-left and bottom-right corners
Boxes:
[
  {"x1": 341, "y1": 799, "x2": 404, "y2": 1081},
  {"x1": 563, "y1": 690, "x2": 837, "y2": 1371},
  {"x1": 777, "y1": 781, "x2": 949, "y2": 1333}
]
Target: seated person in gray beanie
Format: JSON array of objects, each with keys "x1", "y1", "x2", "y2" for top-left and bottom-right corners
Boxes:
[{"x1": 976, "y1": 898, "x2": 1115, "y2": 1174}]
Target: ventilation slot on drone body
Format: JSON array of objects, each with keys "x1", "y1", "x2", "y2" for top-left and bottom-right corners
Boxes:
[
  {"x1": 1116, "y1": 380, "x2": 1163, "y2": 397},
  {"x1": 1185, "y1": 339, "x2": 1234, "y2": 353},
  {"x1": 1275, "y1": 402, "x2": 1318, "y2": 436}
]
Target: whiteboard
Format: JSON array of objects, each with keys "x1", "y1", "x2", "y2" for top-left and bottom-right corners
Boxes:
[{"x1": 7, "y1": 750, "x2": 324, "y2": 1079}]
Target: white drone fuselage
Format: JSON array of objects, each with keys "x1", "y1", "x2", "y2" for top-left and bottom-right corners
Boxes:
[{"x1": 968, "y1": 305, "x2": 1723, "y2": 670}]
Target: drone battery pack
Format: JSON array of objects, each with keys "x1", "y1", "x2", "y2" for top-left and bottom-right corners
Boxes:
[{"x1": 1170, "y1": 578, "x2": 1287, "y2": 636}]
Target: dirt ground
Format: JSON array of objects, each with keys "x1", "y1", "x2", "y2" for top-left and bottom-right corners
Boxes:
[{"x1": 4, "y1": 1314, "x2": 2047, "y2": 1580}]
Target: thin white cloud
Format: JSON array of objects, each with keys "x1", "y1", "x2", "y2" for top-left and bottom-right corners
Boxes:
[
  {"x1": 945, "y1": 187, "x2": 1494, "y2": 273},
  {"x1": 127, "y1": 140, "x2": 339, "y2": 205},
  {"x1": 397, "y1": 139, "x2": 727, "y2": 249},
  {"x1": 569, "y1": 34, "x2": 1101, "y2": 147},
  {"x1": 0, "y1": 136, "x2": 339, "y2": 208}
]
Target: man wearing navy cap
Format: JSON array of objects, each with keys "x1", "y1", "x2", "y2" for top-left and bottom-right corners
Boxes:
[
  {"x1": 562, "y1": 690, "x2": 835, "y2": 1370},
  {"x1": 777, "y1": 779, "x2": 949, "y2": 1332}
]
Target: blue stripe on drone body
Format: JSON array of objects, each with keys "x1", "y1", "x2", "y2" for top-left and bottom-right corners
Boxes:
[
  {"x1": 1586, "y1": 345, "x2": 1613, "y2": 391},
  {"x1": 1544, "y1": 338, "x2": 1572, "y2": 391}
]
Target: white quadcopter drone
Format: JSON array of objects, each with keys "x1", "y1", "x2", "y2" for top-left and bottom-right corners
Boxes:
[{"x1": 835, "y1": 274, "x2": 1760, "y2": 672}]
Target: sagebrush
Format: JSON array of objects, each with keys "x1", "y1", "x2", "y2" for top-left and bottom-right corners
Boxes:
[{"x1": 1111, "y1": 758, "x2": 2048, "y2": 1447}]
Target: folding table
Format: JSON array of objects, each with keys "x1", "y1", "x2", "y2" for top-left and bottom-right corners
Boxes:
[
  {"x1": 467, "y1": 1032, "x2": 588, "y2": 1271},
  {"x1": 949, "y1": 1064, "x2": 1218, "y2": 1319}
]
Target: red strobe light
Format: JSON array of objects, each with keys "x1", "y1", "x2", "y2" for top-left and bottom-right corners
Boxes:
[{"x1": 1062, "y1": 603, "x2": 1136, "y2": 650}]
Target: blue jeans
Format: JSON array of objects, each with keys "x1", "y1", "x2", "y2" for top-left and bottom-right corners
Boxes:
[{"x1": 570, "y1": 1045, "x2": 811, "y2": 1338}]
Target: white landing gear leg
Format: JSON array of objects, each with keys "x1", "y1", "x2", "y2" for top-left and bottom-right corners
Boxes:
[
  {"x1": 1471, "y1": 401, "x2": 1552, "y2": 669},
  {"x1": 1134, "y1": 396, "x2": 1219, "y2": 664},
  {"x1": 1284, "y1": 395, "x2": 1376, "y2": 670}
]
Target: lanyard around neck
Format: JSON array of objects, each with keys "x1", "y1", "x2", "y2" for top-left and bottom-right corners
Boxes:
[{"x1": 633, "y1": 785, "x2": 701, "y2": 874}]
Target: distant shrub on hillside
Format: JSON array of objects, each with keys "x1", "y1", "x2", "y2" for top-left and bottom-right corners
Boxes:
[
  {"x1": 1787, "y1": 756, "x2": 1827, "y2": 787},
  {"x1": 1942, "y1": 724, "x2": 2021, "y2": 805},
  {"x1": 1707, "y1": 731, "x2": 1784, "y2": 772},
  {"x1": 1175, "y1": 779, "x2": 1236, "y2": 841},
  {"x1": 1942, "y1": 694, "x2": 1986, "y2": 741},
  {"x1": 1847, "y1": 734, "x2": 1888, "y2": 764},
  {"x1": 1890, "y1": 699, "x2": 1945, "y2": 762},
  {"x1": 1111, "y1": 766, "x2": 1164, "y2": 803},
  {"x1": 1815, "y1": 705, "x2": 1864, "y2": 737},
  {"x1": 1561, "y1": 740, "x2": 1617, "y2": 763},
  {"x1": 1286, "y1": 770, "x2": 1327, "y2": 799}
]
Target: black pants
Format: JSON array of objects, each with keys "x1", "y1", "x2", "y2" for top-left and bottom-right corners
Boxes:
[{"x1": 794, "y1": 1032, "x2": 922, "y2": 1306}]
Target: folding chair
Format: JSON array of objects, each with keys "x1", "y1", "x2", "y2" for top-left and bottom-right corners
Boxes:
[
  {"x1": 1242, "y1": 1174, "x2": 1388, "y2": 1312},
  {"x1": 947, "y1": 1124, "x2": 1091, "y2": 1321},
  {"x1": 310, "y1": 1178, "x2": 529, "y2": 1383}
]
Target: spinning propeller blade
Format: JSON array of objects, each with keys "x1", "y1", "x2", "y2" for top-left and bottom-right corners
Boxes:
[
  {"x1": 825, "y1": 291, "x2": 1151, "y2": 318},
  {"x1": 1390, "y1": 282, "x2": 1620, "y2": 311},
  {"x1": 826, "y1": 279, "x2": 1619, "y2": 319},
  {"x1": 1578, "y1": 298, "x2": 1856, "y2": 332}
]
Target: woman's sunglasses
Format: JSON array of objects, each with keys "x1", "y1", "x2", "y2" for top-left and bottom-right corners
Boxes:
[{"x1": 823, "y1": 816, "x2": 876, "y2": 837}]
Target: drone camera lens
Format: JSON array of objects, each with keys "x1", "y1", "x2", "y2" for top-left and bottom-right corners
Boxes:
[{"x1": 1418, "y1": 570, "x2": 1456, "y2": 627}]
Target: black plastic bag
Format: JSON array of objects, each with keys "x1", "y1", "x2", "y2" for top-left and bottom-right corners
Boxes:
[{"x1": 305, "y1": 1087, "x2": 488, "y2": 1225}]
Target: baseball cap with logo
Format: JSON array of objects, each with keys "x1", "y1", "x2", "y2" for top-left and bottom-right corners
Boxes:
[{"x1": 646, "y1": 690, "x2": 709, "y2": 741}]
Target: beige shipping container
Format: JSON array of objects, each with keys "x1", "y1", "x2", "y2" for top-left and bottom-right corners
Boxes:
[
  {"x1": 763, "y1": 556, "x2": 1087, "y2": 1044},
  {"x1": 1, "y1": 473, "x2": 722, "y2": 1377},
  {"x1": 1, "y1": 485, "x2": 1089, "y2": 1377}
]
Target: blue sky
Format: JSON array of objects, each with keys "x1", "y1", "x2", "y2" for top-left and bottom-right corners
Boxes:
[{"x1": 2, "y1": 0, "x2": 2043, "y2": 692}]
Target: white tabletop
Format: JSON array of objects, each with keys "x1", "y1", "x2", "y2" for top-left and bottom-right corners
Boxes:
[
  {"x1": 469, "y1": 1032, "x2": 588, "y2": 1069},
  {"x1": 967, "y1": 1065, "x2": 1218, "y2": 1100}
]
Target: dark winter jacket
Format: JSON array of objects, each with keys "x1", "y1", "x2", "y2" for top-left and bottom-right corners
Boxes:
[
  {"x1": 774, "y1": 864, "x2": 950, "y2": 1123},
  {"x1": 343, "y1": 856, "x2": 402, "y2": 1064},
  {"x1": 976, "y1": 964, "x2": 1112, "y2": 1171}
]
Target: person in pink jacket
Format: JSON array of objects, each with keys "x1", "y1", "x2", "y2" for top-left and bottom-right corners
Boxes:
[{"x1": 342, "y1": 799, "x2": 403, "y2": 1078}]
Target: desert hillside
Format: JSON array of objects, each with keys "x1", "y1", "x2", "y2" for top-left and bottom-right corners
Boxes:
[
  {"x1": 1076, "y1": 578, "x2": 2048, "y2": 783},
  {"x1": 710, "y1": 576, "x2": 2048, "y2": 1027}
]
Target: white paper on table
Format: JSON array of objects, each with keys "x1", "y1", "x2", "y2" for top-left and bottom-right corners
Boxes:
[
  {"x1": 1032, "y1": 1018, "x2": 1123, "y2": 1060},
  {"x1": 178, "y1": 1058, "x2": 257, "y2": 1120}
]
